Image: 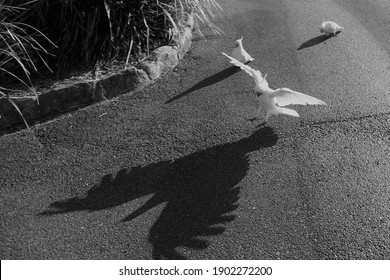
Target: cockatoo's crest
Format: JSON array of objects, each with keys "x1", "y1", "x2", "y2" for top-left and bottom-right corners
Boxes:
[{"x1": 234, "y1": 37, "x2": 243, "y2": 47}]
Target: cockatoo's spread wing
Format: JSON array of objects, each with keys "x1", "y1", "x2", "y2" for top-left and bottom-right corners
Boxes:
[
  {"x1": 222, "y1": 52, "x2": 267, "y2": 89},
  {"x1": 222, "y1": 52, "x2": 255, "y2": 76},
  {"x1": 273, "y1": 88, "x2": 327, "y2": 106}
]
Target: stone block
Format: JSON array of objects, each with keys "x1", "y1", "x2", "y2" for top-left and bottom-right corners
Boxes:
[{"x1": 137, "y1": 46, "x2": 179, "y2": 80}]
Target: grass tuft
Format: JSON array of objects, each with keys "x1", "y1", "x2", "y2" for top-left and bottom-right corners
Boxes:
[{"x1": 0, "y1": 0, "x2": 55, "y2": 129}]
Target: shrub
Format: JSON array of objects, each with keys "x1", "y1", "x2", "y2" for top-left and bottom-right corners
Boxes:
[{"x1": 15, "y1": 0, "x2": 222, "y2": 73}]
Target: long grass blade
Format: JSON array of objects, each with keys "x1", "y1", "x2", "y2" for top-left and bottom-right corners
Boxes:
[
  {"x1": 0, "y1": 90, "x2": 31, "y2": 130},
  {"x1": 125, "y1": 38, "x2": 134, "y2": 66}
]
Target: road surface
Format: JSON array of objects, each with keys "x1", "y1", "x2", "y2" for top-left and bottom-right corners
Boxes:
[{"x1": 1, "y1": 0, "x2": 390, "y2": 259}]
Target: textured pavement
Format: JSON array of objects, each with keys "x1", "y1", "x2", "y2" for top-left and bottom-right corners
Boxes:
[{"x1": 1, "y1": 0, "x2": 390, "y2": 259}]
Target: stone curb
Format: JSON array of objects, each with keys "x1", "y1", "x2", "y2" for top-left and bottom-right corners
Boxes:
[{"x1": 0, "y1": 15, "x2": 194, "y2": 131}]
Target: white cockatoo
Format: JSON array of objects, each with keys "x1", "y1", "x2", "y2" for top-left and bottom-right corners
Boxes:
[
  {"x1": 320, "y1": 21, "x2": 344, "y2": 36},
  {"x1": 222, "y1": 52, "x2": 327, "y2": 123},
  {"x1": 230, "y1": 36, "x2": 254, "y2": 64}
]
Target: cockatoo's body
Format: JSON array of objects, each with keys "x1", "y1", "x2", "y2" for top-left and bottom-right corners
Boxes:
[
  {"x1": 320, "y1": 21, "x2": 344, "y2": 36},
  {"x1": 222, "y1": 52, "x2": 327, "y2": 123},
  {"x1": 230, "y1": 37, "x2": 254, "y2": 64}
]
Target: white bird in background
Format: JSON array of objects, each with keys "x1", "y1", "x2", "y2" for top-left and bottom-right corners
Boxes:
[
  {"x1": 320, "y1": 21, "x2": 344, "y2": 36},
  {"x1": 230, "y1": 36, "x2": 254, "y2": 64},
  {"x1": 222, "y1": 52, "x2": 327, "y2": 123}
]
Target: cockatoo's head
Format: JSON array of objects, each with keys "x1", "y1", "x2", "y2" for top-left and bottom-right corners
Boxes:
[
  {"x1": 255, "y1": 73, "x2": 270, "y2": 94},
  {"x1": 234, "y1": 36, "x2": 243, "y2": 47},
  {"x1": 259, "y1": 73, "x2": 269, "y2": 88}
]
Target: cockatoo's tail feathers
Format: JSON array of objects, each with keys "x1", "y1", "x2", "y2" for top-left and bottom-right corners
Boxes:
[
  {"x1": 273, "y1": 87, "x2": 327, "y2": 107},
  {"x1": 277, "y1": 107, "x2": 300, "y2": 117}
]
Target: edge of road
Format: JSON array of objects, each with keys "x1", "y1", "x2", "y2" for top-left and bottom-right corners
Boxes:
[{"x1": 0, "y1": 15, "x2": 195, "y2": 133}]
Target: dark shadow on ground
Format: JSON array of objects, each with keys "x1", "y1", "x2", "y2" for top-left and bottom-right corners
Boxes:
[
  {"x1": 297, "y1": 33, "x2": 339, "y2": 50},
  {"x1": 40, "y1": 127, "x2": 277, "y2": 259},
  {"x1": 165, "y1": 66, "x2": 240, "y2": 104}
]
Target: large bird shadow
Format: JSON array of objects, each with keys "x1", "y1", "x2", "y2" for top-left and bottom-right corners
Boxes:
[
  {"x1": 297, "y1": 33, "x2": 338, "y2": 50},
  {"x1": 39, "y1": 127, "x2": 277, "y2": 259},
  {"x1": 165, "y1": 66, "x2": 240, "y2": 104}
]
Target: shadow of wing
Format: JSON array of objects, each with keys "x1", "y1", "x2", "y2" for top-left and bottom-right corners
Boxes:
[{"x1": 40, "y1": 127, "x2": 278, "y2": 260}]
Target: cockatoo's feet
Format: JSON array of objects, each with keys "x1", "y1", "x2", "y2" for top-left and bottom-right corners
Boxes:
[
  {"x1": 256, "y1": 121, "x2": 267, "y2": 128},
  {"x1": 245, "y1": 117, "x2": 267, "y2": 127},
  {"x1": 331, "y1": 31, "x2": 341, "y2": 37},
  {"x1": 246, "y1": 117, "x2": 258, "y2": 123}
]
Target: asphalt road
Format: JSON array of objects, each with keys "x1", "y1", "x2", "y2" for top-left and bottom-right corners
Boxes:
[{"x1": 1, "y1": 0, "x2": 390, "y2": 259}]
